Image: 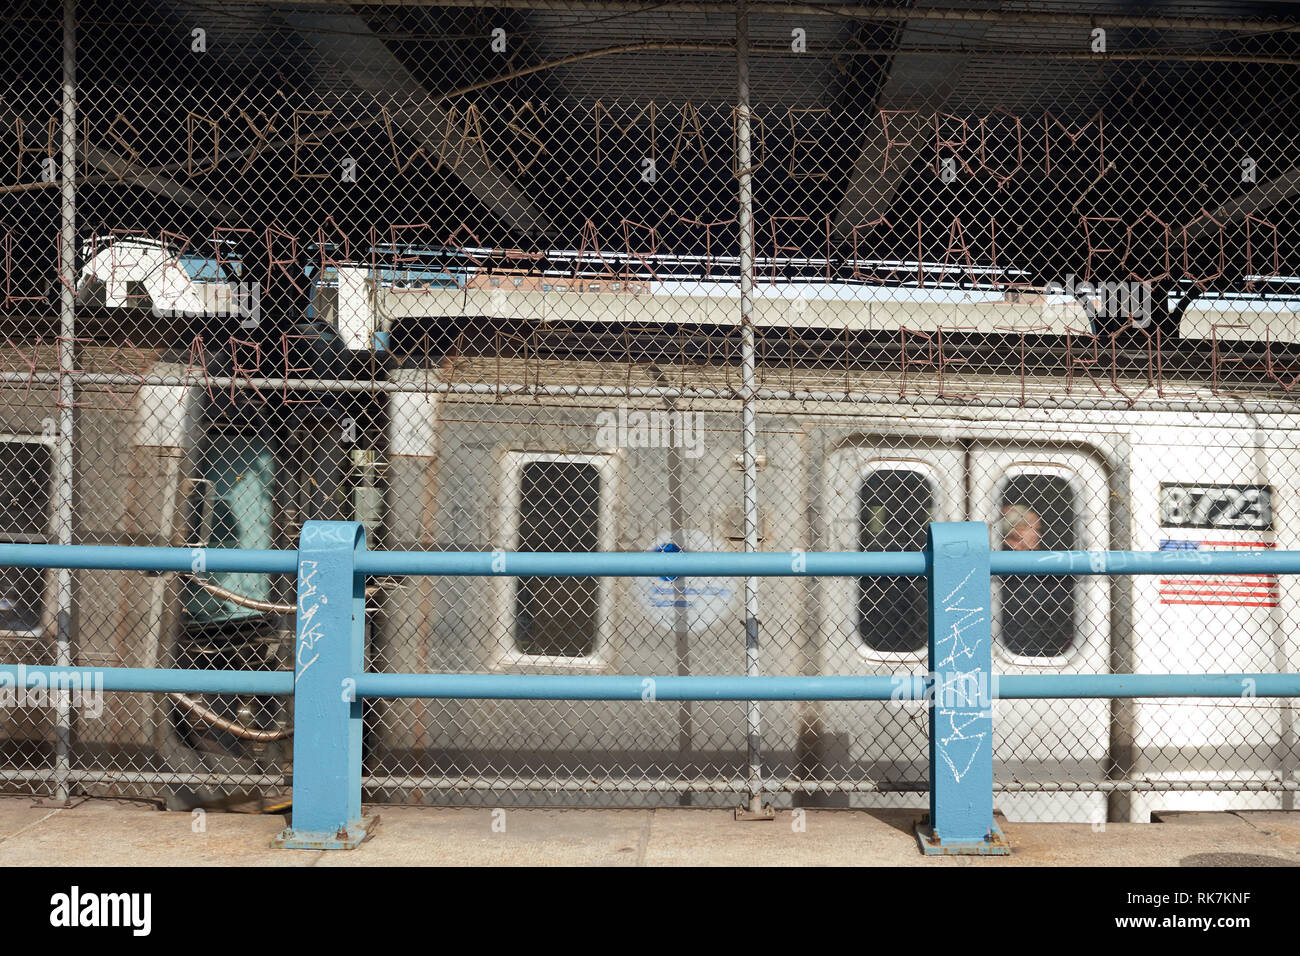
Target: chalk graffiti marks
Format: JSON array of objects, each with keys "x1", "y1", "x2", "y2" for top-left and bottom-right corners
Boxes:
[
  {"x1": 295, "y1": 559, "x2": 323, "y2": 683},
  {"x1": 935, "y1": 563, "x2": 988, "y2": 784}
]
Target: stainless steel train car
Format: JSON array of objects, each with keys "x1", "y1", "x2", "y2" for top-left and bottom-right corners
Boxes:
[{"x1": 2, "y1": 333, "x2": 1297, "y2": 823}]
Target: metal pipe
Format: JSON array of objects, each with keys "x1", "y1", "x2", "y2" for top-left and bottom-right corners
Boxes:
[
  {"x1": 180, "y1": 574, "x2": 394, "y2": 612},
  {"x1": 183, "y1": 577, "x2": 295, "y2": 614},
  {"x1": 361, "y1": 549, "x2": 930, "y2": 577},
  {"x1": 168, "y1": 692, "x2": 292, "y2": 741},
  {"x1": 351, "y1": 672, "x2": 1300, "y2": 701},
  {"x1": 4, "y1": 661, "x2": 1295, "y2": 701},
  {"x1": 735, "y1": 0, "x2": 764, "y2": 816},
  {"x1": 995, "y1": 674, "x2": 1300, "y2": 699},
  {"x1": 0, "y1": 664, "x2": 293, "y2": 695},
  {"x1": 8, "y1": 543, "x2": 1300, "y2": 578},
  {"x1": 368, "y1": 548, "x2": 1300, "y2": 577},
  {"x1": 355, "y1": 673, "x2": 917, "y2": 700},
  {"x1": 53, "y1": 0, "x2": 76, "y2": 803},
  {"x1": 0, "y1": 544, "x2": 296, "y2": 574}
]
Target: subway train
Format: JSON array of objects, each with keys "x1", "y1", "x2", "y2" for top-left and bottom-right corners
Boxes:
[{"x1": 1, "y1": 261, "x2": 1298, "y2": 823}]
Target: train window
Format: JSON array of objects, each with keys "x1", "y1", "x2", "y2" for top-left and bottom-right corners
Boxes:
[
  {"x1": 0, "y1": 439, "x2": 53, "y2": 634},
  {"x1": 514, "y1": 460, "x2": 602, "y2": 657},
  {"x1": 184, "y1": 432, "x2": 275, "y2": 626},
  {"x1": 996, "y1": 473, "x2": 1078, "y2": 658},
  {"x1": 858, "y1": 469, "x2": 932, "y2": 653}
]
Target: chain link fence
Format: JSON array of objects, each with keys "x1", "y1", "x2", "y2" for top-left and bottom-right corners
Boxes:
[{"x1": 0, "y1": 0, "x2": 1299, "y2": 822}]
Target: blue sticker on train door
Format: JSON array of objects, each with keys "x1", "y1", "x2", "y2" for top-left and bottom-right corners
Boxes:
[{"x1": 638, "y1": 529, "x2": 736, "y2": 632}]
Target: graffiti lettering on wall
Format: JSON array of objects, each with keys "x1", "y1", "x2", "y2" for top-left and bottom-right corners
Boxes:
[
  {"x1": 0, "y1": 206, "x2": 1283, "y2": 311},
  {"x1": 2, "y1": 104, "x2": 1116, "y2": 190}
]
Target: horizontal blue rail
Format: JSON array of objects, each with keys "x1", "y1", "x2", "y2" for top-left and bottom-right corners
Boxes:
[
  {"x1": 5, "y1": 668, "x2": 1296, "y2": 701},
  {"x1": 3, "y1": 520, "x2": 1299, "y2": 855},
  {"x1": 352, "y1": 673, "x2": 1300, "y2": 700},
  {"x1": 4, "y1": 543, "x2": 1300, "y2": 577},
  {"x1": 0, "y1": 544, "x2": 297, "y2": 574},
  {"x1": 0, "y1": 665, "x2": 293, "y2": 695}
]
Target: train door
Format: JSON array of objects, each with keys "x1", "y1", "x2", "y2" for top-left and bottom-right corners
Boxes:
[
  {"x1": 823, "y1": 443, "x2": 964, "y2": 657},
  {"x1": 969, "y1": 446, "x2": 1110, "y2": 823},
  {"x1": 819, "y1": 438, "x2": 1110, "y2": 822},
  {"x1": 818, "y1": 442, "x2": 964, "y2": 803}
]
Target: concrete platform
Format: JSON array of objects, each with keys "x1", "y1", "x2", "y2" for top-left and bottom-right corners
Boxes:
[{"x1": 3, "y1": 796, "x2": 1300, "y2": 866}]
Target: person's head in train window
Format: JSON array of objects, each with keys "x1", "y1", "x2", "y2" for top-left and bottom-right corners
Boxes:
[{"x1": 1001, "y1": 504, "x2": 1043, "y2": 552}]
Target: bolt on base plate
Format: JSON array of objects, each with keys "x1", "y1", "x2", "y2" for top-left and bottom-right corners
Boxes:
[
  {"x1": 734, "y1": 803, "x2": 777, "y2": 821},
  {"x1": 914, "y1": 815, "x2": 1011, "y2": 856},
  {"x1": 271, "y1": 814, "x2": 381, "y2": 850}
]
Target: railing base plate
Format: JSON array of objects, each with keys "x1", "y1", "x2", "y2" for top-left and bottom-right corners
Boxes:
[
  {"x1": 733, "y1": 803, "x2": 777, "y2": 821},
  {"x1": 30, "y1": 795, "x2": 88, "y2": 810},
  {"x1": 271, "y1": 814, "x2": 381, "y2": 850},
  {"x1": 914, "y1": 817, "x2": 1011, "y2": 856}
]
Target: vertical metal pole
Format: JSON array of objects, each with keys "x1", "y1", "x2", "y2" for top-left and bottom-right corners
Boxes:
[
  {"x1": 916, "y1": 521, "x2": 1009, "y2": 854},
  {"x1": 53, "y1": 0, "x2": 77, "y2": 803},
  {"x1": 666, "y1": 405, "x2": 693, "y2": 806},
  {"x1": 735, "y1": 0, "x2": 765, "y2": 817},
  {"x1": 273, "y1": 521, "x2": 377, "y2": 849}
]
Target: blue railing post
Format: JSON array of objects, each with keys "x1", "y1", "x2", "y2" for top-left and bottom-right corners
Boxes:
[
  {"x1": 916, "y1": 521, "x2": 1010, "y2": 855},
  {"x1": 272, "y1": 521, "x2": 377, "y2": 850}
]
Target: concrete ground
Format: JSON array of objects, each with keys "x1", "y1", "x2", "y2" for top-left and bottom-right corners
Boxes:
[{"x1": 2, "y1": 796, "x2": 1300, "y2": 865}]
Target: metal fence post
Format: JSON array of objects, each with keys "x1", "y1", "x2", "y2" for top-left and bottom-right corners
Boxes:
[
  {"x1": 734, "y1": 0, "x2": 772, "y2": 822},
  {"x1": 273, "y1": 521, "x2": 378, "y2": 849},
  {"x1": 916, "y1": 522, "x2": 1010, "y2": 855},
  {"x1": 52, "y1": 0, "x2": 77, "y2": 806}
]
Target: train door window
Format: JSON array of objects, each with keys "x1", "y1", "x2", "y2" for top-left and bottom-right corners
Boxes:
[
  {"x1": 858, "y1": 469, "x2": 933, "y2": 653},
  {"x1": 503, "y1": 453, "x2": 617, "y2": 662},
  {"x1": 184, "y1": 432, "x2": 275, "y2": 626},
  {"x1": 822, "y1": 445, "x2": 962, "y2": 661},
  {"x1": 994, "y1": 472, "x2": 1079, "y2": 658},
  {"x1": 0, "y1": 438, "x2": 53, "y2": 635}
]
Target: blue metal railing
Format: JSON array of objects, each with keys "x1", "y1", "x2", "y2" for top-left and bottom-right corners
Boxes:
[
  {"x1": 13, "y1": 541, "x2": 1300, "y2": 577},
  {"x1": 2, "y1": 520, "x2": 1300, "y2": 854}
]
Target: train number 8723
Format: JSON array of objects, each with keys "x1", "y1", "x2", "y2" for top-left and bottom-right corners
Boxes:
[{"x1": 1159, "y1": 483, "x2": 1273, "y2": 531}]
